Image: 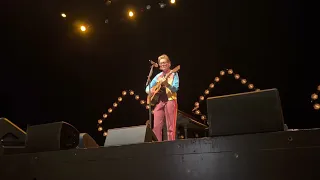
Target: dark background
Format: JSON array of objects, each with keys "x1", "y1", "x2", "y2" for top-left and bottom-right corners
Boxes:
[{"x1": 1, "y1": 0, "x2": 317, "y2": 145}]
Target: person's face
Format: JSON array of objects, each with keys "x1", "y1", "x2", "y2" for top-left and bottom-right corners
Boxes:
[{"x1": 159, "y1": 58, "x2": 170, "y2": 71}]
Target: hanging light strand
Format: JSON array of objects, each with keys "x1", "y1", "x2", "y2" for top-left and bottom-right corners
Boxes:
[
  {"x1": 311, "y1": 85, "x2": 320, "y2": 110},
  {"x1": 97, "y1": 90, "x2": 150, "y2": 136},
  {"x1": 192, "y1": 68, "x2": 259, "y2": 119}
]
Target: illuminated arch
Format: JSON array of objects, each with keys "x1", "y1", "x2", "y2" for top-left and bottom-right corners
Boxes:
[
  {"x1": 311, "y1": 85, "x2": 320, "y2": 110},
  {"x1": 192, "y1": 68, "x2": 259, "y2": 121},
  {"x1": 97, "y1": 90, "x2": 149, "y2": 136}
]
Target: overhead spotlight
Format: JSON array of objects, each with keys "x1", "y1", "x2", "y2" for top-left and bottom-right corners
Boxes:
[
  {"x1": 146, "y1": 5, "x2": 151, "y2": 10},
  {"x1": 80, "y1": 25, "x2": 86, "y2": 32},
  {"x1": 170, "y1": 0, "x2": 176, "y2": 4},
  {"x1": 159, "y1": 2, "x2": 166, "y2": 8},
  {"x1": 61, "y1": 13, "x2": 66, "y2": 18},
  {"x1": 104, "y1": 0, "x2": 112, "y2": 5},
  {"x1": 128, "y1": 10, "x2": 134, "y2": 18}
]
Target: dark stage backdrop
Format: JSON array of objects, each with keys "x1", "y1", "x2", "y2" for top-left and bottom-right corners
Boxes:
[{"x1": 0, "y1": 0, "x2": 315, "y2": 144}]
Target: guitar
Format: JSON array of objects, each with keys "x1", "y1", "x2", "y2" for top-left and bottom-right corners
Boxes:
[{"x1": 147, "y1": 65, "x2": 180, "y2": 106}]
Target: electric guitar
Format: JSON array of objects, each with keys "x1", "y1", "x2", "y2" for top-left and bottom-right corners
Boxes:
[{"x1": 147, "y1": 65, "x2": 180, "y2": 106}]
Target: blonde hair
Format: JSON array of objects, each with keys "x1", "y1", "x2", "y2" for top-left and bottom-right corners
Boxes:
[{"x1": 158, "y1": 54, "x2": 171, "y2": 63}]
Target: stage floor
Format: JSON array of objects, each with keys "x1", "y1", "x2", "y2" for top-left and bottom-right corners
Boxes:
[{"x1": 1, "y1": 129, "x2": 320, "y2": 180}]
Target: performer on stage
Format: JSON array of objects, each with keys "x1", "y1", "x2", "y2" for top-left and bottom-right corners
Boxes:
[{"x1": 145, "y1": 54, "x2": 179, "y2": 141}]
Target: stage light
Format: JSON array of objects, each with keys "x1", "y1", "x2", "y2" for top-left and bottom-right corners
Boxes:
[
  {"x1": 113, "y1": 103, "x2": 118, "y2": 107},
  {"x1": 61, "y1": 13, "x2": 66, "y2": 18},
  {"x1": 314, "y1": 103, "x2": 320, "y2": 110},
  {"x1": 159, "y1": 3, "x2": 166, "y2": 8},
  {"x1": 103, "y1": 132, "x2": 108, "y2": 136},
  {"x1": 98, "y1": 119, "x2": 103, "y2": 124},
  {"x1": 118, "y1": 97, "x2": 122, "y2": 102},
  {"x1": 103, "y1": 114, "x2": 108, "y2": 118},
  {"x1": 80, "y1": 25, "x2": 86, "y2": 32},
  {"x1": 248, "y1": 84, "x2": 254, "y2": 89},
  {"x1": 170, "y1": 0, "x2": 176, "y2": 4},
  {"x1": 220, "y1": 70, "x2": 225, "y2": 76},
  {"x1": 108, "y1": 108, "x2": 113, "y2": 113},
  {"x1": 311, "y1": 93, "x2": 318, "y2": 100},
  {"x1": 135, "y1": 95, "x2": 140, "y2": 100},
  {"x1": 122, "y1": 91, "x2": 127, "y2": 95},
  {"x1": 128, "y1": 11, "x2": 134, "y2": 17},
  {"x1": 146, "y1": 5, "x2": 151, "y2": 10},
  {"x1": 98, "y1": 127, "x2": 103, "y2": 131},
  {"x1": 104, "y1": 0, "x2": 111, "y2": 6}
]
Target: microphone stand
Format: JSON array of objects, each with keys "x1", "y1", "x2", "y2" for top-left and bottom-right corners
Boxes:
[{"x1": 145, "y1": 64, "x2": 156, "y2": 129}]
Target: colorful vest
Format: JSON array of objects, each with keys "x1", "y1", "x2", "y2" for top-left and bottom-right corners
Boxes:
[{"x1": 157, "y1": 72, "x2": 177, "y2": 101}]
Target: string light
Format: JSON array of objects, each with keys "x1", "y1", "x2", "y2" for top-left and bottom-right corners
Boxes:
[
  {"x1": 192, "y1": 68, "x2": 259, "y2": 119},
  {"x1": 311, "y1": 85, "x2": 320, "y2": 111},
  {"x1": 97, "y1": 90, "x2": 152, "y2": 136}
]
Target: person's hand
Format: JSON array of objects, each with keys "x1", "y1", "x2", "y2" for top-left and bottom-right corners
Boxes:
[
  {"x1": 162, "y1": 80, "x2": 169, "y2": 87},
  {"x1": 150, "y1": 87, "x2": 155, "y2": 94},
  {"x1": 160, "y1": 77, "x2": 169, "y2": 87}
]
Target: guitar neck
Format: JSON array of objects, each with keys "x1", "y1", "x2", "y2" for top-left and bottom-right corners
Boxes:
[{"x1": 164, "y1": 71, "x2": 174, "y2": 79}]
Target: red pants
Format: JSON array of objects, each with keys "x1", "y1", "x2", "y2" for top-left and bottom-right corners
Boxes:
[{"x1": 153, "y1": 99, "x2": 178, "y2": 141}]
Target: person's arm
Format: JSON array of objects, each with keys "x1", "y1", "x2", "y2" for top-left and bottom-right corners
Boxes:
[
  {"x1": 166, "y1": 73, "x2": 179, "y2": 93},
  {"x1": 145, "y1": 74, "x2": 159, "y2": 94}
]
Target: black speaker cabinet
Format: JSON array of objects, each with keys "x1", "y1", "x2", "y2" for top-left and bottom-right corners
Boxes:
[
  {"x1": 0, "y1": 117, "x2": 26, "y2": 147},
  {"x1": 26, "y1": 121, "x2": 80, "y2": 153},
  {"x1": 104, "y1": 125, "x2": 157, "y2": 147},
  {"x1": 207, "y1": 88, "x2": 285, "y2": 136}
]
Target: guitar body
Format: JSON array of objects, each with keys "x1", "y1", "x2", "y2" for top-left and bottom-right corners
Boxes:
[
  {"x1": 148, "y1": 93, "x2": 160, "y2": 106},
  {"x1": 147, "y1": 65, "x2": 180, "y2": 106},
  {"x1": 147, "y1": 83, "x2": 163, "y2": 106}
]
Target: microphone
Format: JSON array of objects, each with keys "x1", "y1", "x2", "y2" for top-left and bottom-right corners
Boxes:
[{"x1": 149, "y1": 60, "x2": 158, "y2": 67}]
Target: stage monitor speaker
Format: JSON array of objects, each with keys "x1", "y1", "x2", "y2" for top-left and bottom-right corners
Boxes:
[
  {"x1": 104, "y1": 125, "x2": 157, "y2": 147},
  {"x1": 0, "y1": 117, "x2": 26, "y2": 147},
  {"x1": 78, "y1": 133, "x2": 99, "y2": 148},
  {"x1": 207, "y1": 88, "x2": 285, "y2": 137},
  {"x1": 26, "y1": 121, "x2": 80, "y2": 153}
]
